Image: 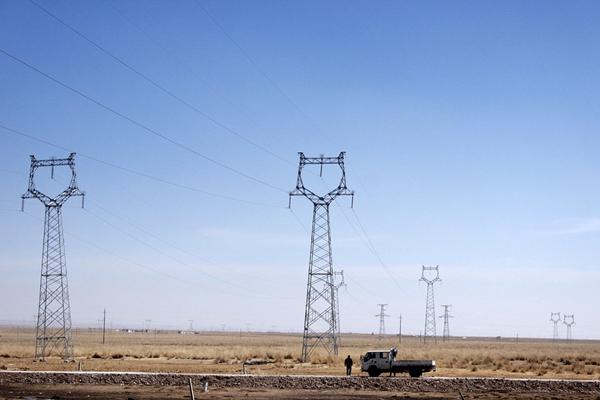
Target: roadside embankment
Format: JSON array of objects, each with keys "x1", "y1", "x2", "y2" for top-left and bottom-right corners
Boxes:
[{"x1": 1, "y1": 371, "x2": 600, "y2": 394}]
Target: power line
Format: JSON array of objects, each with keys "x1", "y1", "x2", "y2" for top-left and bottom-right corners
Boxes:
[
  {"x1": 81, "y1": 206, "x2": 277, "y2": 298},
  {"x1": 350, "y1": 208, "x2": 403, "y2": 288},
  {"x1": 107, "y1": 1, "x2": 293, "y2": 165},
  {"x1": 330, "y1": 199, "x2": 403, "y2": 291},
  {"x1": 24, "y1": 207, "x2": 292, "y2": 303},
  {"x1": 27, "y1": 0, "x2": 293, "y2": 168},
  {"x1": 21, "y1": 210, "x2": 195, "y2": 287},
  {"x1": 0, "y1": 122, "x2": 283, "y2": 208},
  {"x1": 3, "y1": 125, "x2": 295, "y2": 298},
  {"x1": 86, "y1": 198, "x2": 281, "y2": 292},
  {"x1": 290, "y1": 206, "x2": 373, "y2": 305},
  {"x1": 193, "y1": 0, "x2": 327, "y2": 139},
  {"x1": 0, "y1": 47, "x2": 286, "y2": 193}
]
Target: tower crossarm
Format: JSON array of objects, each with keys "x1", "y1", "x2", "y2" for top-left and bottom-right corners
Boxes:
[
  {"x1": 22, "y1": 153, "x2": 85, "y2": 208},
  {"x1": 563, "y1": 314, "x2": 575, "y2": 326},
  {"x1": 289, "y1": 152, "x2": 354, "y2": 207},
  {"x1": 420, "y1": 265, "x2": 441, "y2": 284}
]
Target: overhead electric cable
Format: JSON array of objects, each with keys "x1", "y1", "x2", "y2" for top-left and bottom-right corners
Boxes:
[
  {"x1": 194, "y1": 0, "x2": 339, "y2": 148},
  {"x1": 331, "y1": 199, "x2": 403, "y2": 290},
  {"x1": 21, "y1": 209, "x2": 197, "y2": 287},
  {"x1": 193, "y1": 0, "x2": 321, "y2": 133},
  {"x1": 82, "y1": 206, "x2": 276, "y2": 297},
  {"x1": 0, "y1": 48, "x2": 286, "y2": 193},
  {"x1": 28, "y1": 0, "x2": 294, "y2": 167},
  {"x1": 87, "y1": 198, "x2": 282, "y2": 289},
  {"x1": 108, "y1": 1, "x2": 290, "y2": 160},
  {"x1": 0, "y1": 122, "x2": 284, "y2": 208}
]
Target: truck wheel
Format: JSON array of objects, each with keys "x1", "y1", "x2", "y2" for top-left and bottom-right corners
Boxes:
[
  {"x1": 367, "y1": 366, "x2": 380, "y2": 377},
  {"x1": 408, "y1": 368, "x2": 422, "y2": 378}
]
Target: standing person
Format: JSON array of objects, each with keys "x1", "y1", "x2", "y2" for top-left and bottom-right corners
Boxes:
[
  {"x1": 389, "y1": 347, "x2": 398, "y2": 376},
  {"x1": 344, "y1": 355, "x2": 353, "y2": 376}
]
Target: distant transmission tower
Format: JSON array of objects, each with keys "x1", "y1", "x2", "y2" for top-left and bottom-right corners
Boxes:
[
  {"x1": 550, "y1": 312, "x2": 561, "y2": 343},
  {"x1": 439, "y1": 304, "x2": 453, "y2": 342},
  {"x1": 376, "y1": 304, "x2": 389, "y2": 340},
  {"x1": 563, "y1": 314, "x2": 575, "y2": 343},
  {"x1": 289, "y1": 152, "x2": 354, "y2": 361},
  {"x1": 21, "y1": 153, "x2": 84, "y2": 361},
  {"x1": 420, "y1": 265, "x2": 441, "y2": 343},
  {"x1": 333, "y1": 270, "x2": 346, "y2": 347}
]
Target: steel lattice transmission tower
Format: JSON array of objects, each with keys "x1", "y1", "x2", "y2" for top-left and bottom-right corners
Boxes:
[
  {"x1": 21, "y1": 153, "x2": 84, "y2": 361},
  {"x1": 420, "y1": 265, "x2": 441, "y2": 343},
  {"x1": 563, "y1": 314, "x2": 575, "y2": 343},
  {"x1": 376, "y1": 304, "x2": 389, "y2": 340},
  {"x1": 550, "y1": 312, "x2": 561, "y2": 343},
  {"x1": 333, "y1": 270, "x2": 346, "y2": 348},
  {"x1": 439, "y1": 304, "x2": 453, "y2": 342},
  {"x1": 289, "y1": 152, "x2": 354, "y2": 362}
]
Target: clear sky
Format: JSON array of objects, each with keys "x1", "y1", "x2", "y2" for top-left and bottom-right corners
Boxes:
[{"x1": 1, "y1": 0, "x2": 599, "y2": 339}]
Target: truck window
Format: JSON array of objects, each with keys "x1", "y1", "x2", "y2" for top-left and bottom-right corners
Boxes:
[
  {"x1": 381, "y1": 352, "x2": 389, "y2": 359},
  {"x1": 364, "y1": 353, "x2": 373, "y2": 361}
]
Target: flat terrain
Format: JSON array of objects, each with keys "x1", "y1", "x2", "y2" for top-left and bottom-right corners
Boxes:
[
  {"x1": 1, "y1": 328, "x2": 600, "y2": 399},
  {"x1": 1, "y1": 327, "x2": 599, "y2": 379}
]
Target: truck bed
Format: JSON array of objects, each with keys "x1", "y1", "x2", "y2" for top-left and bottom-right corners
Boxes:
[{"x1": 393, "y1": 360, "x2": 435, "y2": 366}]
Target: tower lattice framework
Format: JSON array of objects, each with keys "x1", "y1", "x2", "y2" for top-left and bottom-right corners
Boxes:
[
  {"x1": 420, "y1": 265, "x2": 441, "y2": 343},
  {"x1": 289, "y1": 152, "x2": 353, "y2": 362},
  {"x1": 550, "y1": 312, "x2": 561, "y2": 343},
  {"x1": 563, "y1": 314, "x2": 575, "y2": 343},
  {"x1": 376, "y1": 303, "x2": 389, "y2": 340},
  {"x1": 22, "y1": 153, "x2": 84, "y2": 361},
  {"x1": 333, "y1": 270, "x2": 346, "y2": 348},
  {"x1": 440, "y1": 304, "x2": 453, "y2": 342}
]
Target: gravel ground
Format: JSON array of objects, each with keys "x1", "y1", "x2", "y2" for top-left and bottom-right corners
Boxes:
[{"x1": 1, "y1": 371, "x2": 599, "y2": 399}]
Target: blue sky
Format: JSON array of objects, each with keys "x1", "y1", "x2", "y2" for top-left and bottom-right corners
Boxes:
[{"x1": 1, "y1": 0, "x2": 599, "y2": 339}]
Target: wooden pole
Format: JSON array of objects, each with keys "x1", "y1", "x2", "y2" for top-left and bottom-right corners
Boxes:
[{"x1": 102, "y1": 309, "x2": 106, "y2": 345}]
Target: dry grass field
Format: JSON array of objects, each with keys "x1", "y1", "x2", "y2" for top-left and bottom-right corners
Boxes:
[{"x1": 1, "y1": 326, "x2": 599, "y2": 380}]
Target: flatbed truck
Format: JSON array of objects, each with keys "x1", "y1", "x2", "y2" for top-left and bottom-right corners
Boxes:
[{"x1": 360, "y1": 349, "x2": 436, "y2": 377}]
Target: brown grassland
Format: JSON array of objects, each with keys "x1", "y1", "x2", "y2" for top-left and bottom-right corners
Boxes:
[{"x1": 1, "y1": 326, "x2": 599, "y2": 379}]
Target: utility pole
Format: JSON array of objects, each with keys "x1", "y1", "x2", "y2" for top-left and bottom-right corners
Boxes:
[
  {"x1": 333, "y1": 270, "x2": 346, "y2": 348},
  {"x1": 102, "y1": 309, "x2": 106, "y2": 345},
  {"x1": 563, "y1": 314, "x2": 575, "y2": 343},
  {"x1": 376, "y1": 304, "x2": 389, "y2": 341},
  {"x1": 439, "y1": 304, "x2": 453, "y2": 342},
  {"x1": 398, "y1": 314, "x2": 402, "y2": 344},
  {"x1": 189, "y1": 320, "x2": 194, "y2": 332},
  {"x1": 22, "y1": 153, "x2": 84, "y2": 361},
  {"x1": 550, "y1": 312, "x2": 561, "y2": 343},
  {"x1": 420, "y1": 265, "x2": 441, "y2": 344},
  {"x1": 289, "y1": 152, "x2": 354, "y2": 362}
]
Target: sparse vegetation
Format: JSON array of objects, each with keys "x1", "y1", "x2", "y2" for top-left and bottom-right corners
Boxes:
[{"x1": 0, "y1": 327, "x2": 599, "y2": 379}]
